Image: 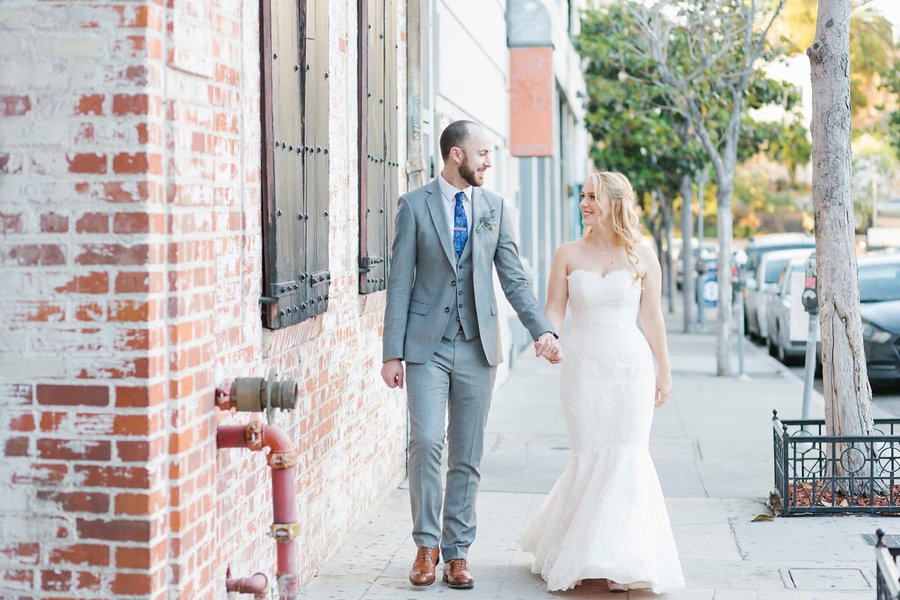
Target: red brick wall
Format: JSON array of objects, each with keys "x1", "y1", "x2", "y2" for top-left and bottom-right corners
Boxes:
[{"x1": 0, "y1": 1, "x2": 407, "y2": 597}]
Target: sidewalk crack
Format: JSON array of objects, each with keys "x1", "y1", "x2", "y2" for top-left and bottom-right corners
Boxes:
[{"x1": 727, "y1": 516, "x2": 749, "y2": 560}]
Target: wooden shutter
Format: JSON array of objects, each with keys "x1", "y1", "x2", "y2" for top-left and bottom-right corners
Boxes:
[
  {"x1": 303, "y1": 0, "x2": 331, "y2": 317},
  {"x1": 359, "y1": 0, "x2": 399, "y2": 294},
  {"x1": 260, "y1": 0, "x2": 330, "y2": 329}
]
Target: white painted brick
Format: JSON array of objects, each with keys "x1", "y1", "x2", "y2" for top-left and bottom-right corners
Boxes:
[
  {"x1": 171, "y1": 1, "x2": 213, "y2": 78},
  {"x1": 0, "y1": 35, "x2": 23, "y2": 58},
  {"x1": 0, "y1": 487, "x2": 30, "y2": 514},
  {"x1": 0, "y1": 511, "x2": 72, "y2": 542},
  {"x1": 0, "y1": 7, "x2": 41, "y2": 30},
  {"x1": 40, "y1": 35, "x2": 109, "y2": 59},
  {"x1": 0, "y1": 60, "x2": 75, "y2": 89},
  {"x1": 0, "y1": 120, "x2": 68, "y2": 146}
]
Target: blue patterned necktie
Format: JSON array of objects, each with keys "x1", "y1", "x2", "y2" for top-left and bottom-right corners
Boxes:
[{"x1": 453, "y1": 191, "x2": 468, "y2": 257}]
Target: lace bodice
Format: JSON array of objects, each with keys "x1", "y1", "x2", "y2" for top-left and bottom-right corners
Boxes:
[
  {"x1": 566, "y1": 268, "x2": 642, "y2": 331},
  {"x1": 565, "y1": 268, "x2": 650, "y2": 373}
]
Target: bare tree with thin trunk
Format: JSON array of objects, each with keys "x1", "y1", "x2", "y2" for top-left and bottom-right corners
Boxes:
[
  {"x1": 658, "y1": 190, "x2": 676, "y2": 314},
  {"x1": 679, "y1": 173, "x2": 695, "y2": 331},
  {"x1": 630, "y1": 0, "x2": 785, "y2": 375},
  {"x1": 807, "y1": 0, "x2": 875, "y2": 462}
]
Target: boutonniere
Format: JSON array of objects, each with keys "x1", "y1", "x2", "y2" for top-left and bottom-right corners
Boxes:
[{"x1": 475, "y1": 209, "x2": 498, "y2": 233}]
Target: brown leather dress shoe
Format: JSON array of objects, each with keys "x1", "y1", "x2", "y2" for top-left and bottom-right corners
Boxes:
[
  {"x1": 408, "y1": 546, "x2": 440, "y2": 586},
  {"x1": 442, "y1": 558, "x2": 474, "y2": 589}
]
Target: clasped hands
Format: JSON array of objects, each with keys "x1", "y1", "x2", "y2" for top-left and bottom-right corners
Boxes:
[{"x1": 534, "y1": 332, "x2": 563, "y2": 364}]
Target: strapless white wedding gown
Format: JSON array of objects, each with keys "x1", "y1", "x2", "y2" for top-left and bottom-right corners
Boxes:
[{"x1": 519, "y1": 268, "x2": 685, "y2": 593}]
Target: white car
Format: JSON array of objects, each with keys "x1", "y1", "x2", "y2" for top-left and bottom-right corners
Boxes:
[
  {"x1": 765, "y1": 257, "x2": 818, "y2": 365},
  {"x1": 744, "y1": 248, "x2": 815, "y2": 342}
]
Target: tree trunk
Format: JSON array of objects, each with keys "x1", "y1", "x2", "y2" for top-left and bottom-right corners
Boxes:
[
  {"x1": 807, "y1": 0, "x2": 874, "y2": 456},
  {"x1": 696, "y1": 167, "x2": 707, "y2": 245},
  {"x1": 680, "y1": 174, "x2": 695, "y2": 331},
  {"x1": 663, "y1": 203, "x2": 675, "y2": 314},
  {"x1": 655, "y1": 188, "x2": 675, "y2": 313},
  {"x1": 651, "y1": 219, "x2": 664, "y2": 274},
  {"x1": 715, "y1": 173, "x2": 734, "y2": 377},
  {"x1": 656, "y1": 188, "x2": 675, "y2": 314},
  {"x1": 643, "y1": 193, "x2": 664, "y2": 276}
]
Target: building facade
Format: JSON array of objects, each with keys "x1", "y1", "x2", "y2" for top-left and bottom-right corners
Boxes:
[{"x1": 0, "y1": 0, "x2": 587, "y2": 597}]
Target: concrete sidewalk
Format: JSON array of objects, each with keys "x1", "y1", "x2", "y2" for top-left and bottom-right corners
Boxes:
[{"x1": 298, "y1": 310, "x2": 894, "y2": 599}]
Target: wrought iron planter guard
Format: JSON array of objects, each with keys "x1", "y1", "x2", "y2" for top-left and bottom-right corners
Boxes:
[{"x1": 772, "y1": 411, "x2": 900, "y2": 515}]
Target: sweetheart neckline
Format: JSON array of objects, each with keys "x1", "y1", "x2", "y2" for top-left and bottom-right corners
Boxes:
[{"x1": 566, "y1": 268, "x2": 635, "y2": 280}]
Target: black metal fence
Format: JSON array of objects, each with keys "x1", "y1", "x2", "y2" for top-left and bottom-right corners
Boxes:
[
  {"x1": 772, "y1": 411, "x2": 900, "y2": 515},
  {"x1": 877, "y1": 529, "x2": 900, "y2": 600}
]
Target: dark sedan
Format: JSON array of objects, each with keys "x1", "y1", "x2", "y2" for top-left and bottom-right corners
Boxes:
[{"x1": 859, "y1": 255, "x2": 900, "y2": 385}]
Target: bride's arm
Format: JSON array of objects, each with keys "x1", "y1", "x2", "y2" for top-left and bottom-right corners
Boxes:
[
  {"x1": 545, "y1": 245, "x2": 570, "y2": 333},
  {"x1": 636, "y1": 245, "x2": 673, "y2": 407}
]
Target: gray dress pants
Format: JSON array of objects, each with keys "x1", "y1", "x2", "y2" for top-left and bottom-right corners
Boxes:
[{"x1": 405, "y1": 331, "x2": 497, "y2": 560}]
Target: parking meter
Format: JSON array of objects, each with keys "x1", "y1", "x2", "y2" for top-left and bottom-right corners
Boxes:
[
  {"x1": 732, "y1": 268, "x2": 745, "y2": 304},
  {"x1": 801, "y1": 252, "x2": 818, "y2": 315},
  {"x1": 800, "y1": 251, "x2": 818, "y2": 420}
]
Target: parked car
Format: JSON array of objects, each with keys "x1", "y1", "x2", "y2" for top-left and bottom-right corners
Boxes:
[
  {"x1": 742, "y1": 233, "x2": 815, "y2": 283},
  {"x1": 744, "y1": 248, "x2": 814, "y2": 342},
  {"x1": 858, "y1": 254, "x2": 900, "y2": 385},
  {"x1": 675, "y1": 243, "x2": 717, "y2": 290},
  {"x1": 765, "y1": 257, "x2": 817, "y2": 365},
  {"x1": 876, "y1": 198, "x2": 900, "y2": 219}
]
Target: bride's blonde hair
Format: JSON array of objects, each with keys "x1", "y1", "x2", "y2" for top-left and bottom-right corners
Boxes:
[{"x1": 583, "y1": 171, "x2": 643, "y2": 277}]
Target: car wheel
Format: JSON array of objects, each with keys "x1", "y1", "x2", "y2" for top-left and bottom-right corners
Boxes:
[
  {"x1": 767, "y1": 335, "x2": 777, "y2": 357},
  {"x1": 776, "y1": 338, "x2": 789, "y2": 365}
]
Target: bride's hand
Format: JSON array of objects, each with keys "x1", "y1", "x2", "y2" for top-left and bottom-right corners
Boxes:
[{"x1": 654, "y1": 370, "x2": 672, "y2": 407}]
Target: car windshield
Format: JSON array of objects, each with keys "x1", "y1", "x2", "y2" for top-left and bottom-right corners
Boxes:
[
  {"x1": 859, "y1": 262, "x2": 900, "y2": 303},
  {"x1": 747, "y1": 242, "x2": 814, "y2": 272},
  {"x1": 764, "y1": 259, "x2": 791, "y2": 284}
]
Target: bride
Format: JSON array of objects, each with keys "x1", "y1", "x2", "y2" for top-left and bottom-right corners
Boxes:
[{"x1": 519, "y1": 171, "x2": 685, "y2": 594}]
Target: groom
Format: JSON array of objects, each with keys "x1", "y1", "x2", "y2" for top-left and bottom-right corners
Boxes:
[{"x1": 381, "y1": 120, "x2": 561, "y2": 590}]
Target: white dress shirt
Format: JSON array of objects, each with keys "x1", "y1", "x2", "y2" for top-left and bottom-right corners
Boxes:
[{"x1": 439, "y1": 175, "x2": 473, "y2": 242}]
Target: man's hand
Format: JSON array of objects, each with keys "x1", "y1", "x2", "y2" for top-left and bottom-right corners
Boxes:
[
  {"x1": 381, "y1": 359, "x2": 405, "y2": 389},
  {"x1": 534, "y1": 332, "x2": 563, "y2": 364}
]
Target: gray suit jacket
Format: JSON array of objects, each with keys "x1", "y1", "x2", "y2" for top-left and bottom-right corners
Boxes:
[{"x1": 382, "y1": 179, "x2": 554, "y2": 366}]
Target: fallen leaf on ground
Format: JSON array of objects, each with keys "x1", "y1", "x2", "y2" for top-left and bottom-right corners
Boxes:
[{"x1": 752, "y1": 513, "x2": 775, "y2": 522}]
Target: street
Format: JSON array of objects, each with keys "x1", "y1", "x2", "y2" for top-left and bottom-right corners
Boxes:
[
  {"x1": 784, "y1": 358, "x2": 900, "y2": 417},
  {"x1": 710, "y1": 300, "x2": 900, "y2": 418}
]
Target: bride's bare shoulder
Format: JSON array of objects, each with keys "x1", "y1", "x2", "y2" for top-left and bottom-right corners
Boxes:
[
  {"x1": 633, "y1": 243, "x2": 660, "y2": 275},
  {"x1": 634, "y1": 242, "x2": 657, "y2": 259},
  {"x1": 555, "y1": 240, "x2": 583, "y2": 258}
]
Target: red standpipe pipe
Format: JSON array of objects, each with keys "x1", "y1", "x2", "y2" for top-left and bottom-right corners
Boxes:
[
  {"x1": 225, "y1": 567, "x2": 268, "y2": 598},
  {"x1": 217, "y1": 421, "x2": 300, "y2": 598}
]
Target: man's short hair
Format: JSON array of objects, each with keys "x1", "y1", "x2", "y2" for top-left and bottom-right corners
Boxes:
[{"x1": 439, "y1": 120, "x2": 478, "y2": 161}]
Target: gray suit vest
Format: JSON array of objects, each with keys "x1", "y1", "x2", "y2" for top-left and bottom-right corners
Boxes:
[{"x1": 442, "y1": 237, "x2": 479, "y2": 340}]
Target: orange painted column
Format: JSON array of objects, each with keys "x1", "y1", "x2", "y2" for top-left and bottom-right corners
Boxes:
[{"x1": 509, "y1": 47, "x2": 554, "y2": 157}]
